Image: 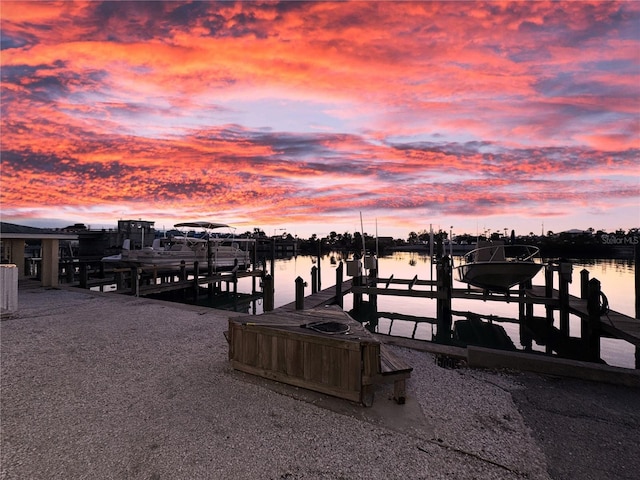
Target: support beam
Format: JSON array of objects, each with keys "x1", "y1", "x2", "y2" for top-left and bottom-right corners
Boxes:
[
  {"x1": 40, "y1": 239, "x2": 59, "y2": 287},
  {"x1": 7, "y1": 240, "x2": 26, "y2": 278}
]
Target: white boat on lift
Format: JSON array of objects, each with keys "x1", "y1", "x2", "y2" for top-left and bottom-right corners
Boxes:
[
  {"x1": 101, "y1": 221, "x2": 252, "y2": 271},
  {"x1": 455, "y1": 241, "x2": 543, "y2": 292}
]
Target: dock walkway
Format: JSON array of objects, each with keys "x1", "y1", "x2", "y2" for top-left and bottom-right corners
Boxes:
[
  {"x1": 276, "y1": 278, "x2": 353, "y2": 311},
  {"x1": 527, "y1": 286, "x2": 639, "y2": 346}
]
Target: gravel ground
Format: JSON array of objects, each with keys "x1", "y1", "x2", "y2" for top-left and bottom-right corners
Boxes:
[{"x1": 1, "y1": 285, "x2": 637, "y2": 479}]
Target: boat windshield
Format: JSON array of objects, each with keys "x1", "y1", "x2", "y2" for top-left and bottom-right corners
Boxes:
[{"x1": 464, "y1": 244, "x2": 540, "y2": 264}]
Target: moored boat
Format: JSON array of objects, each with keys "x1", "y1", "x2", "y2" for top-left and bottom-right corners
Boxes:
[
  {"x1": 101, "y1": 221, "x2": 252, "y2": 271},
  {"x1": 455, "y1": 241, "x2": 543, "y2": 292}
]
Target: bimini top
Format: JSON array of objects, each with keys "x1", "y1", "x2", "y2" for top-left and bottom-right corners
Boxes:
[{"x1": 174, "y1": 222, "x2": 230, "y2": 230}]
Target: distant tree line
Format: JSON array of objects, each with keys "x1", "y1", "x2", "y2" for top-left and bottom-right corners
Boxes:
[{"x1": 239, "y1": 227, "x2": 639, "y2": 259}]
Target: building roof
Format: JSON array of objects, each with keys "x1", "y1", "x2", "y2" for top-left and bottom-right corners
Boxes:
[{"x1": 0, "y1": 222, "x2": 78, "y2": 240}]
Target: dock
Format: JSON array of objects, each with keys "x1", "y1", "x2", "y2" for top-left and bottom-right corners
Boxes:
[
  {"x1": 49, "y1": 250, "x2": 640, "y2": 374},
  {"x1": 526, "y1": 285, "x2": 640, "y2": 347},
  {"x1": 276, "y1": 278, "x2": 353, "y2": 311},
  {"x1": 303, "y1": 258, "x2": 640, "y2": 371},
  {"x1": 235, "y1": 258, "x2": 640, "y2": 387}
]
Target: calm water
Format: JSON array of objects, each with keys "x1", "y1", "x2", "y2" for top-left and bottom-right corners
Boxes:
[{"x1": 215, "y1": 252, "x2": 637, "y2": 368}]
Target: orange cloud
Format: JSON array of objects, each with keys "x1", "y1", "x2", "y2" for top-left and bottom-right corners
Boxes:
[{"x1": 1, "y1": 1, "x2": 638, "y2": 236}]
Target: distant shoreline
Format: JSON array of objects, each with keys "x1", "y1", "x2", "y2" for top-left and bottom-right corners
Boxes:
[{"x1": 386, "y1": 244, "x2": 637, "y2": 260}]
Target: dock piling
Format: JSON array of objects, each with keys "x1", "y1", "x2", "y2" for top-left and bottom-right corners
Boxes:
[
  {"x1": 335, "y1": 262, "x2": 344, "y2": 308},
  {"x1": 435, "y1": 257, "x2": 452, "y2": 344},
  {"x1": 295, "y1": 276, "x2": 305, "y2": 310},
  {"x1": 586, "y1": 278, "x2": 602, "y2": 361},
  {"x1": 263, "y1": 274, "x2": 274, "y2": 311},
  {"x1": 559, "y1": 261, "x2": 572, "y2": 336},
  {"x1": 544, "y1": 265, "x2": 554, "y2": 354},
  {"x1": 311, "y1": 266, "x2": 318, "y2": 294},
  {"x1": 580, "y1": 269, "x2": 590, "y2": 299}
]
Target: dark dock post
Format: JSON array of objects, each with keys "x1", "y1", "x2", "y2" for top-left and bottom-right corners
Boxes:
[
  {"x1": 335, "y1": 261, "x2": 344, "y2": 308},
  {"x1": 519, "y1": 280, "x2": 533, "y2": 351},
  {"x1": 207, "y1": 241, "x2": 213, "y2": 276},
  {"x1": 251, "y1": 262, "x2": 257, "y2": 296},
  {"x1": 115, "y1": 270, "x2": 124, "y2": 291},
  {"x1": 586, "y1": 278, "x2": 602, "y2": 361},
  {"x1": 179, "y1": 261, "x2": 186, "y2": 281},
  {"x1": 295, "y1": 276, "x2": 305, "y2": 310},
  {"x1": 580, "y1": 269, "x2": 590, "y2": 299},
  {"x1": 232, "y1": 259, "x2": 239, "y2": 295},
  {"x1": 317, "y1": 238, "x2": 322, "y2": 291},
  {"x1": 580, "y1": 269, "x2": 591, "y2": 355},
  {"x1": 131, "y1": 267, "x2": 140, "y2": 297},
  {"x1": 558, "y1": 261, "x2": 572, "y2": 336},
  {"x1": 311, "y1": 266, "x2": 318, "y2": 294},
  {"x1": 193, "y1": 261, "x2": 199, "y2": 301},
  {"x1": 270, "y1": 238, "x2": 276, "y2": 278},
  {"x1": 353, "y1": 275, "x2": 363, "y2": 314},
  {"x1": 544, "y1": 265, "x2": 554, "y2": 354},
  {"x1": 369, "y1": 265, "x2": 378, "y2": 314},
  {"x1": 253, "y1": 239, "x2": 258, "y2": 274},
  {"x1": 263, "y1": 274, "x2": 274, "y2": 312},
  {"x1": 65, "y1": 260, "x2": 74, "y2": 283},
  {"x1": 79, "y1": 262, "x2": 88, "y2": 289},
  {"x1": 207, "y1": 242, "x2": 214, "y2": 297},
  {"x1": 435, "y1": 256, "x2": 452, "y2": 344},
  {"x1": 635, "y1": 242, "x2": 639, "y2": 368}
]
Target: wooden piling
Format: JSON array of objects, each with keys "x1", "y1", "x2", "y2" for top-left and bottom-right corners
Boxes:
[
  {"x1": 317, "y1": 239, "x2": 322, "y2": 291},
  {"x1": 635, "y1": 242, "x2": 639, "y2": 369},
  {"x1": 558, "y1": 261, "x2": 572, "y2": 336},
  {"x1": 263, "y1": 274, "x2": 274, "y2": 312},
  {"x1": 65, "y1": 260, "x2": 74, "y2": 283},
  {"x1": 335, "y1": 261, "x2": 344, "y2": 308},
  {"x1": 580, "y1": 269, "x2": 590, "y2": 299},
  {"x1": 311, "y1": 266, "x2": 318, "y2": 294},
  {"x1": 586, "y1": 278, "x2": 602, "y2": 361},
  {"x1": 270, "y1": 238, "x2": 276, "y2": 278},
  {"x1": 79, "y1": 262, "x2": 88, "y2": 289},
  {"x1": 544, "y1": 265, "x2": 554, "y2": 354},
  {"x1": 131, "y1": 267, "x2": 140, "y2": 297},
  {"x1": 232, "y1": 269, "x2": 238, "y2": 295},
  {"x1": 193, "y1": 261, "x2": 199, "y2": 301},
  {"x1": 353, "y1": 275, "x2": 363, "y2": 313},
  {"x1": 295, "y1": 276, "x2": 305, "y2": 310},
  {"x1": 519, "y1": 280, "x2": 533, "y2": 351},
  {"x1": 115, "y1": 270, "x2": 124, "y2": 290},
  {"x1": 435, "y1": 257, "x2": 452, "y2": 344},
  {"x1": 369, "y1": 266, "x2": 378, "y2": 314},
  {"x1": 580, "y1": 269, "x2": 590, "y2": 354}
]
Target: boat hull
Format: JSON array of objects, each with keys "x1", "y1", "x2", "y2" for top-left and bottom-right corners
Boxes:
[
  {"x1": 455, "y1": 261, "x2": 543, "y2": 291},
  {"x1": 102, "y1": 248, "x2": 250, "y2": 271}
]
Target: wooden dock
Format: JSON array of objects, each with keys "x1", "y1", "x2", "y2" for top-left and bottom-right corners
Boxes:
[
  {"x1": 135, "y1": 269, "x2": 264, "y2": 297},
  {"x1": 78, "y1": 264, "x2": 265, "y2": 298},
  {"x1": 341, "y1": 258, "x2": 640, "y2": 368},
  {"x1": 526, "y1": 286, "x2": 640, "y2": 347},
  {"x1": 257, "y1": 262, "x2": 639, "y2": 387},
  {"x1": 276, "y1": 279, "x2": 353, "y2": 311}
]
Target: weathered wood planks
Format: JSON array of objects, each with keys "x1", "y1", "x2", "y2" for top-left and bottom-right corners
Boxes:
[{"x1": 228, "y1": 307, "x2": 412, "y2": 406}]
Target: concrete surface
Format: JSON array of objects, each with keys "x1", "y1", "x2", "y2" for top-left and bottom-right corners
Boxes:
[{"x1": 1, "y1": 284, "x2": 638, "y2": 479}]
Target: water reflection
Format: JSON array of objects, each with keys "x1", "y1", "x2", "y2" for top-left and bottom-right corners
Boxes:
[{"x1": 201, "y1": 252, "x2": 637, "y2": 368}]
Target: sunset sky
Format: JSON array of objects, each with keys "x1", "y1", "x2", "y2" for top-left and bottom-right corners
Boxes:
[{"x1": 1, "y1": 1, "x2": 639, "y2": 239}]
